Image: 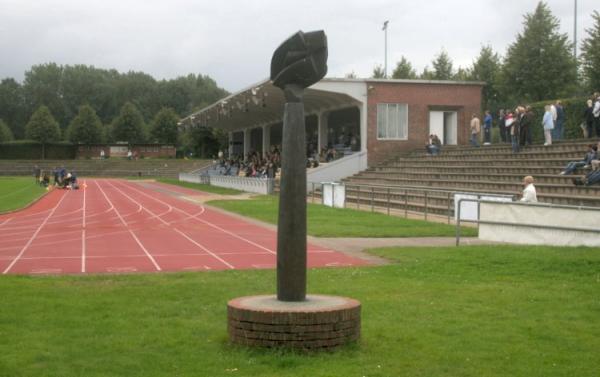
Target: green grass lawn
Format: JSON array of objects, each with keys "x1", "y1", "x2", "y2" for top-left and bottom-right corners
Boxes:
[
  {"x1": 0, "y1": 176, "x2": 47, "y2": 213},
  {"x1": 156, "y1": 178, "x2": 244, "y2": 195},
  {"x1": 208, "y1": 195, "x2": 477, "y2": 238},
  {"x1": 0, "y1": 245, "x2": 598, "y2": 376}
]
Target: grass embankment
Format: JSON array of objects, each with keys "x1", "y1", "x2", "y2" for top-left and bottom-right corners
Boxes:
[
  {"x1": 0, "y1": 245, "x2": 598, "y2": 376},
  {"x1": 156, "y1": 178, "x2": 244, "y2": 195},
  {"x1": 0, "y1": 177, "x2": 47, "y2": 213},
  {"x1": 208, "y1": 195, "x2": 476, "y2": 238}
]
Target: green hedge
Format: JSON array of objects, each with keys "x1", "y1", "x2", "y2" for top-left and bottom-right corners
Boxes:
[
  {"x1": 515, "y1": 97, "x2": 588, "y2": 143},
  {"x1": 0, "y1": 141, "x2": 77, "y2": 159}
]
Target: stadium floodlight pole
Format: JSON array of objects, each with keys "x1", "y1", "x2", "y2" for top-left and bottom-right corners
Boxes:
[
  {"x1": 574, "y1": 0, "x2": 578, "y2": 58},
  {"x1": 382, "y1": 20, "x2": 389, "y2": 78}
]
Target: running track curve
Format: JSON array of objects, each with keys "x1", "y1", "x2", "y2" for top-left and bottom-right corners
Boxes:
[{"x1": 0, "y1": 179, "x2": 369, "y2": 275}]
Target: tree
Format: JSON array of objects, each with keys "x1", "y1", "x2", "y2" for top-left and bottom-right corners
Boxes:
[
  {"x1": 391, "y1": 56, "x2": 417, "y2": 79},
  {"x1": 371, "y1": 65, "x2": 386, "y2": 79},
  {"x1": 22, "y1": 63, "x2": 67, "y2": 130},
  {"x1": 581, "y1": 10, "x2": 600, "y2": 92},
  {"x1": 25, "y1": 106, "x2": 61, "y2": 159},
  {"x1": 470, "y1": 46, "x2": 502, "y2": 109},
  {"x1": 111, "y1": 102, "x2": 147, "y2": 143},
  {"x1": 180, "y1": 126, "x2": 222, "y2": 158},
  {"x1": 501, "y1": 1, "x2": 577, "y2": 102},
  {"x1": 345, "y1": 71, "x2": 358, "y2": 79},
  {"x1": 420, "y1": 66, "x2": 435, "y2": 80},
  {"x1": 150, "y1": 107, "x2": 179, "y2": 144},
  {"x1": 0, "y1": 78, "x2": 26, "y2": 139},
  {"x1": 0, "y1": 119, "x2": 14, "y2": 142},
  {"x1": 431, "y1": 50, "x2": 454, "y2": 80},
  {"x1": 453, "y1": 67, "x2": 472, "y2": 81},
  {"x1": 67, "y1": 105, "x2": 104, "y2": 144}
]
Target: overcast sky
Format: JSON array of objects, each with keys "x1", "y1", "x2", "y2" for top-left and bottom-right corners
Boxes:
[{"x1": 0, "y1": 0, "x2": 597, "y2": 92}]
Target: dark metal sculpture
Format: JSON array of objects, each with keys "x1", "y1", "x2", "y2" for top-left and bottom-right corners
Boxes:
[{"x1": 270, "y1": 30, "x2": 328, "y2": 302}]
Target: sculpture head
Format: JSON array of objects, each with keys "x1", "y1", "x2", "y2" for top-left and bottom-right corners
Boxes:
[{"x1": 270, "y1": 30, "x2": 328, "y2": 90}]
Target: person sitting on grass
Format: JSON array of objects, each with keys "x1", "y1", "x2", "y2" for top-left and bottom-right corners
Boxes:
[
  {"x1": 560, "y1": 144, "x2": 597, "y2": 175},
  {"x1": 519, "y1": 176, "x2": 537, "y2": 203}
]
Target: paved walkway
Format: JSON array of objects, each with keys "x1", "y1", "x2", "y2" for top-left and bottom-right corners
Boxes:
[
  {"x1": 309, "y1": 237, "x2": 491, "y2": 265},
  {"x1": 150, "y1": 184, "x2": 493, "y2": 266}
]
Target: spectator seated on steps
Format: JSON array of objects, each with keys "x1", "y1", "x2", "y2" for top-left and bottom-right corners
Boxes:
[
  {"x1": 519, "y1": 176, "x2": 537, "y2": 203},
  {"x1": 425, "y1": 134, "x2": 442, "y2": 156},
  {"x1": 573, "y1": 169, "x2": 600, "y2": 187},
  {"x1": 560, "y1": 144, "x2": 597, "y2": 175}
]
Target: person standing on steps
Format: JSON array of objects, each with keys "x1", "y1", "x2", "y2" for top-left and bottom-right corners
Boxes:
[
  {"x1": 483, "y1": 110, "x2": 492, "y2": 145},
  {"x1": 470, "y1": 113, "x2": 481, "y2": 148},
  {"x1": 498, "y1": 109, "x2": 507, "y2": 143},
  {"x1": 542, "y1": 105, "x2": 554, "y2": 146},
  {"x1": 593, "y1": 92, "x2": 600, "y2": 137},
  {"x1": 584, "y1": 99, "x2": 595, "y2": 138},
  {"x1": 554, "y1": 100, "x2": 565, "y2": 141}
]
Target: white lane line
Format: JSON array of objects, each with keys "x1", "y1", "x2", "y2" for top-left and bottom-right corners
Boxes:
[
  {"x1": 81, "y1": 180, "x2": 87, "y2": 273},
  {"x1": 2, "y1": 191, "x2": 69, "y2": 274},
  {"x1": 120, "y1": 180, "x2": 276, "y2": 255},
  {"x1": 173, "y1": 229, "x2": 234, "y2": 269},
  {"x1": 94, "y1": 180, "x2": 161, "y2": 271},
  {"x1": 0, "y1": 218, "x2": 12, "y2": 228},
  {"x1": 109, "y1": 180, "x2": 234, "y2": 269}
]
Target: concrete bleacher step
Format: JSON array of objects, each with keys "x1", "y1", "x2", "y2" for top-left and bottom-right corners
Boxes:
[
  {"x1": 345, "y1": 175, "x2": 599, "y2": 197},
  {"x1": 357, "y1": 171, "x2": 591, "y2": 185}
]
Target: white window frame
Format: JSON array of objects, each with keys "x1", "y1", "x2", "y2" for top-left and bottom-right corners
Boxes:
[{"x1": 376, "y1": 103, "x2": 409, "y2": 140}]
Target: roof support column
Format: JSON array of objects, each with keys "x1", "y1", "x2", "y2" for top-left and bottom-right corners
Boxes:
[
  {"x1": 318, "y1": 111, "x2": 329, "y2": 152},
  {"x1": 228, "y1": 132, "x2": 233, "y2": 158},
  {"x1": 262, "y1": 125, "x2": 271, "y2": 157},
  {"x1": 243, "y1": 128, "x2": 251, "y2": 158}
]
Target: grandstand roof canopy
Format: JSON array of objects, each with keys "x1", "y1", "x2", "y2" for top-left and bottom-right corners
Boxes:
[{"x1": 179, "y1": 78, "x2": 485, "y2": 133}]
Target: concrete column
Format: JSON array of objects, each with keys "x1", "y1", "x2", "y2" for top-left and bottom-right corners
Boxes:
[
  {"x1": 243, "y1": 128, "x2": 251, "y2": 157},
  {"x1": 262, "y1": 124, "x2": 271, "y2": 157},
  {"x1": 318, "y1": 111, "x2": 329, "y2": 151},
  {"x1": 360, "y1": 103, "x2": 367, "y2": 152},
  {"x1": 228, "y1": 132, "x2": 233, "y2": 157}
]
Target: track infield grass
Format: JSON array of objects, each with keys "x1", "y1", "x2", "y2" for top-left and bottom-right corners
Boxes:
[
  {"x1": 208, "y1": 195, "x2": 477, "y2": 238},
  {"x1": 0, "y1": 176, "x2": 47, "y2": 213},
  {"x1": 0, "y1": 245, "x2": 598, "y2": 376}
]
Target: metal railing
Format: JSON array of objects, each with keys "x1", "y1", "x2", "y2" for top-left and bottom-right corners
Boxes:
[
  {"x1": 308, "y1": 181, "x2": 514, "y2": 223},
  {"x1": 455, "y1": 198, "x2": 600, "y2": 246}
]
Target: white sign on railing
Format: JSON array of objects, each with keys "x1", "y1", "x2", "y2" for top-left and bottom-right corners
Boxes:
[
  {"x1": 322, "y1": 182, "x2": 345, "y2": 208},
  {"x1": 454, "y1": 193, "x2": 513, "y2": 221}
]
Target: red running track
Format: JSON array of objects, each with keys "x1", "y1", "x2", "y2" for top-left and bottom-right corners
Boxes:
[{"x1": 0, "y1": 179, "x2": 369, "y2": 275}]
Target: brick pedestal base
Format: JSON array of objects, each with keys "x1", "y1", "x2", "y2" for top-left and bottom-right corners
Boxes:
[{"x1": 228, "y1": 294, "x2": 361, "y2": 351}]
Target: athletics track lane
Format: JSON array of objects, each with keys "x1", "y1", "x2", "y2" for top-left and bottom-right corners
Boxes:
[{"x1": 0, "y1": 179, "x2": 369, "y2": 275}]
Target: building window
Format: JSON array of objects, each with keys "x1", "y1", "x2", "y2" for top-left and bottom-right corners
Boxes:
[{"x1": 377, "y1": 103, "x2": 408, "y2": 140}]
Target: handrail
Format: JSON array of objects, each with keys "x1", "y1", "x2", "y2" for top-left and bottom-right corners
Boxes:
[
  {"x1": 455, "y1": 198, "x2": 600, "y2": 246},
  {"x1": 307, "y1": 181, "x2": 515, "y2": 224}
]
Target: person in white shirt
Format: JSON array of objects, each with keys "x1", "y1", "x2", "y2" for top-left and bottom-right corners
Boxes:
[
  {"x1": 520, "y1": 176, "x2": 538, "y2": 203},
  {"x1": 593, "y1": 92, "x2": 600, "y2": 137}
]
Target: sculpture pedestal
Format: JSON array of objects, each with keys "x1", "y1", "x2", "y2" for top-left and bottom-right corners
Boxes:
[{"x1": 228, "y1": 295, "x2": 361, "y2": 351}]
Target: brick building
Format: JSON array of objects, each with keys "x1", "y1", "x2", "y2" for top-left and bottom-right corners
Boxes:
[{"x1": 180, "y1": 78, "x2": 483, "y2": 183}]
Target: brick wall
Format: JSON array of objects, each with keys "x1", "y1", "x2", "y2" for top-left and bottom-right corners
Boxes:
[{"x1": 366, "y1": 81, "x2": 482, "y2": 166}]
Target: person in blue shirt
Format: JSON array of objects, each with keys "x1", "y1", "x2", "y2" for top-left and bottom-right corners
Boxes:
[
  {"x1": 554, "y1": 100, "x2": 565, "y2": 140},
  {"x1": 483, "y1": 110, "x2": 493, "y2": 145}
]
